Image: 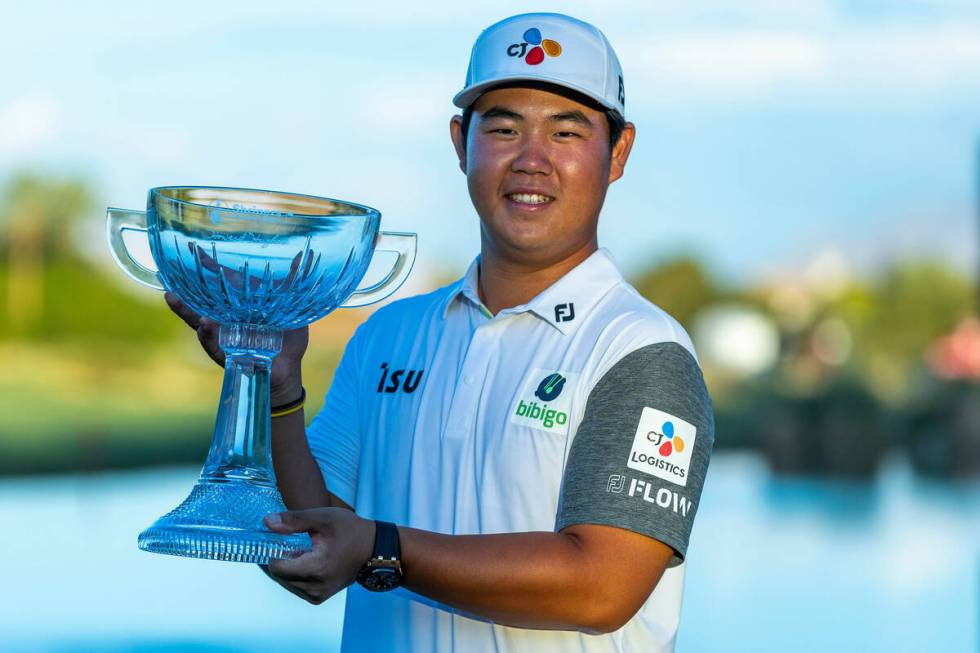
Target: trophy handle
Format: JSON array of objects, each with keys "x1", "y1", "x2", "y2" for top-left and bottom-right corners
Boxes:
[
  {"x1": 341, "y1": 231, "x2": 417, "y2": 308},
  {"x1": 106, "y1": 208, "x2": 164, "y2": 290}
]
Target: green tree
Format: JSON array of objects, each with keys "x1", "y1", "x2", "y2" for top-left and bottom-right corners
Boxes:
[
  {"x1": 0, "y1": 173, "x2": 94, "y2": 334},
  {"x1": 632, "y1": 255, "x2": 724, "y2": 328},
  {"x1": 828, "y1": 260, "x2": 975, "y2": 398},
  {"x1": 0, "y1": 171, "x2": 181, "y2": 345}
]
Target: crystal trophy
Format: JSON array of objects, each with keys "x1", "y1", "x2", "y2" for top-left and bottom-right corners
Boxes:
[{"x1": 106, "y1": 186, "x2": 415, "y2": 563}]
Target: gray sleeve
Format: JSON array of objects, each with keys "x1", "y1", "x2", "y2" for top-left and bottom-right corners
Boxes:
[{"x1": 556, "y1": 342, "x2": 714, "y2": 566}]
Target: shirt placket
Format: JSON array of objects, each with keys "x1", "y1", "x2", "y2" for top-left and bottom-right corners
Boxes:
[{"x1": 442, "y1": 317, "x2": 500, "y2": 442}]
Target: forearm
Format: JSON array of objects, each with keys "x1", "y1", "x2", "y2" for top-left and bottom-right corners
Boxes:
[
  {"x1": 398, "y1": 527, "x2": 611, "y2": 634},
  {"x1": 269, "y1": 407, "x2": 333, "y2": 510}
]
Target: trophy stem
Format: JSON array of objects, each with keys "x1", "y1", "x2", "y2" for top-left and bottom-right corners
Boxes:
[
  {"x1": 137, "y1": 322, "x2": 312, "y2": 563},
  {"x1": 200, "y1": 324, "x2": 284, "y2": 485}
]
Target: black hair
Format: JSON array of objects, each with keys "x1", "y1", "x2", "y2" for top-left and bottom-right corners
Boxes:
[{"x1": 458, "y1": 82, "x2": 626, "y2": 155}]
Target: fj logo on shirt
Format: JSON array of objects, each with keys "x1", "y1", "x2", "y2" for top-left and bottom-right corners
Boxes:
[
  {"x1": 554, "y1": 303, "x2": 575, "y2": 323},
  {"x1": 511, "y1": 368, "x2": 577, "y2": 434},
  {"x1": 627, "y1": 407, "x2": 697, "y2": 487},
  {"x1": 606, "y1": 474, "x2": 626, "y2": 493},
  {"x1": 376, "y1": 362, "x2": 424, "y2": 394}
]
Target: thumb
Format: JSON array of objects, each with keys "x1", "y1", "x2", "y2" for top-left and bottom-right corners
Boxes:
[{"x1": 264, "y1": 509, "x2": 320, "y2": 534}]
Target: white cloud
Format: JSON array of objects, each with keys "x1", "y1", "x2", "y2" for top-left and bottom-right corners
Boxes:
[{"x1": 0, "y1": 95, "x2": 62, "y2": 155}]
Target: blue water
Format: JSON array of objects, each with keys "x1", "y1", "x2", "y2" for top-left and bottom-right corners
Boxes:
[{"x1": 0, "y1": 454, "x2": 976, "y2": 652}]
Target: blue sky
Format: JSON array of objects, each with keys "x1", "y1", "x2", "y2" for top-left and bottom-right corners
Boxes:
[{"x1": 2, "y1": 0, "x2": 978, "y2": 285}]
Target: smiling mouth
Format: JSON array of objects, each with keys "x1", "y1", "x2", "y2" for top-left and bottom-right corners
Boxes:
[{"x1": 506, "y1": 193, "x2": 555, "y2": 205}]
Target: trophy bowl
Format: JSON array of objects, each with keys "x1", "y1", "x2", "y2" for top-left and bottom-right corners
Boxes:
[{"x1": 106, "y1": 186, "x2": 416, "y2": 563}]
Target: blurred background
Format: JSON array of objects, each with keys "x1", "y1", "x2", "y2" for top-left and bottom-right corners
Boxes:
[{"x1": 1, "y1": 1, "x2": 978, "y2": 651}]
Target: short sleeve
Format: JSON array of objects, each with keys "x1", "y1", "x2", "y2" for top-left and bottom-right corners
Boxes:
[
  {"x1": 556, "y1": 342, "x2": 714, "y2": 566},
  {"x1": 306, "y1": 326, "x2": 364, "y2": 509}
]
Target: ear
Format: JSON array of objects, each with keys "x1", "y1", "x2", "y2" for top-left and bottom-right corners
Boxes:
[
  {"x1": 450, "y1": 115, "x2": 467, "y2": 174},
  {"x1": 607, "y1": 122, "x2": 636, "y2": 185}
]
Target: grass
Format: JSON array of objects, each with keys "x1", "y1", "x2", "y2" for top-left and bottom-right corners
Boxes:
[{"x1": 0, "y1": 331, "x2": 349, "y2": 476}]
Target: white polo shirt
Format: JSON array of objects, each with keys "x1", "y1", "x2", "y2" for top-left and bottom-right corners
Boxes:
[{"x1": 307, "y1": 247, "x2": 714, "y2": 653}]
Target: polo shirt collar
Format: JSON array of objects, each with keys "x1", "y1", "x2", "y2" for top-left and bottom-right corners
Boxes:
[
  {"x1": 441, "y1": 256, "x2": 488, "y2": 318},
  {"x1": 521, "y1": 248, "x2": 623, "y2": 333},
  {"x1": 442, "y1": 248, "x2": 624, "y2": 333}
]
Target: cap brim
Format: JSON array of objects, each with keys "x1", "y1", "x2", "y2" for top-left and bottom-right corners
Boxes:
[{"x1": 452, "y1": 74, "x2": 621, "y2": 116}]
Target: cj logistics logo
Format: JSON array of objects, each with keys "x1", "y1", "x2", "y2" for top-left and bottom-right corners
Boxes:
[
  {"x1": 647, "y1": 420, "x2": 685, "y2": 457},
  {"x1": 627, "y1": 407, "x2": 697, "y2": 487},
  {"x1": 507, "y1": 27, "x2": 562, "y2": 65}
]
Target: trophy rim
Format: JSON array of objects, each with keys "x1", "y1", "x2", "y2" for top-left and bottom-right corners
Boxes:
[{"x1": 149, "y1": 185, "x2": 382, "y2": 220}]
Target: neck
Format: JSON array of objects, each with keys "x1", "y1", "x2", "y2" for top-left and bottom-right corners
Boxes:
[{"x1": 476, "y1": 239, "x2": 598, "y2": 315}]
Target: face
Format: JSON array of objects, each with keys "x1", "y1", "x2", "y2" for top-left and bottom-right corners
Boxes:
[{"x1": 450, "y1": 85, "x2": 634, "y2": 265}]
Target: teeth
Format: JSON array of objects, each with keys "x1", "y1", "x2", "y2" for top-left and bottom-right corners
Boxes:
[{"x1": 508, "y1": 193, "x2": 553, "y2": 205}]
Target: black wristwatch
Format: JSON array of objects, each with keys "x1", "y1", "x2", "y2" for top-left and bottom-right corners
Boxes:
[{"x1": 356, "y1": 520, "x2": 403, "y2": 592}]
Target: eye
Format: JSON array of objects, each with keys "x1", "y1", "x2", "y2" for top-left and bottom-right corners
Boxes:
[
  {"x1": 556, "y1": 131, "x2": 581, "y2": 138},
  {"x1": 489, "y1": 128, "x2": 516, "y2": 135}
]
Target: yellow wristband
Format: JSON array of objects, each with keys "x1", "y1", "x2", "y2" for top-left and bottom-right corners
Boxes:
[
  {"x1": 271, "y1": 387, "x2": 306, "y2": 418},
  {"x1": 271, "y1": 402, "x2": 304, "y2": 419}
]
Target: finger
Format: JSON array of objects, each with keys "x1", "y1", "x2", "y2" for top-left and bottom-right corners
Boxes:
[
  {"x1": 190, "y1": 242, "x2": 245, "y2": 288},
  {"x1": 266, "y1": 535, "x2": 328, "y2": 579},
  {"x1": 196, "y1": 321, "x2": 218, "y2": 348},
  {"x1": 264, "y1": 509, "x2": 325, "y2": 535},
  {"x1": 262, "y1": 566, "x2": 320, "y2": 603},
  {"x1": 165, "y1": 292, "x2": 203, "y2": 330},
  {"x1": 267, "y1": 556, "x2": 321, "y2": 582}
]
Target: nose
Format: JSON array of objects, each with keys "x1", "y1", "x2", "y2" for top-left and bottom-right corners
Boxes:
[{"x1": 510, "y1": 131, "x2": 553, "y2": 176}]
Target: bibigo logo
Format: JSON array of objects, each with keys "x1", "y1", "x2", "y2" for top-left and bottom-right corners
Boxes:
[
  {"x1": 646, "y1": 420, "x2": 685, "y2": 457},
  {"x1": 511, "y1": 368, "x2": 577, "y2": 434},
  {"x1": 506, "y1": 28, "x2": 562, "y2": 66}
]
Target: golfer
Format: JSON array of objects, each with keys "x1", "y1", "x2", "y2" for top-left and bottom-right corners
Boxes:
[{"x1": 168, "y1": 12, "x2": 713, "y2": 653}]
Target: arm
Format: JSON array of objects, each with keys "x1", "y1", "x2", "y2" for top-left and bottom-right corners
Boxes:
[
  {"x1": 263, "y1": 509, "x2": 672, "y2": 634},
  {"x1": 398, "y1": 523, "x2": 673, "y2": 634},
  {"x1": 265, "y1": 340, "x2": 713, "y2": 633},
  {"x1": 269, "y1": 392, "x2": 352, "y2": 512}
]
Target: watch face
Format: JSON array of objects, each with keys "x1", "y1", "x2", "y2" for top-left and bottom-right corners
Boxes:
[{"x1": 364, "y1": 568, "x2": 400, "y2": 592}]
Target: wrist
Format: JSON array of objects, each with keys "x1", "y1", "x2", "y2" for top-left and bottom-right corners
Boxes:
[
  {"x1": 356, "y1": 519, "x2": 403, "y2": 592},
  {"x1": 359, "y1": 517, "x2": 378, "y2": 566},
  {"x1": 270, "y1": 376, "x2": 303, "y2": 407}
]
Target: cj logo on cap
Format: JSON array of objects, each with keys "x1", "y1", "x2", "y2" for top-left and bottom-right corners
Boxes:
[{"x1": 506, "y1": 27, "x2": 562, "y2": 65}]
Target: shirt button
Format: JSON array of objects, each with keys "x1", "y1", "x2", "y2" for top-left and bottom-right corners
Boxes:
[{"x1": 464, "y1": 375, "x2": 475, "y2": 385}]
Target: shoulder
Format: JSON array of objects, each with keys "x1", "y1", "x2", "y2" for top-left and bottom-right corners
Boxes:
[
  {"x1": 352, "y1": 281, "x2": 458, "y2": 342},
  {"x1": 584, "y1": 280, "x2": 700, "y2": 380}
]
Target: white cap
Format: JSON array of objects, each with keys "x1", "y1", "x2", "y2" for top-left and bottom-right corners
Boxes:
[{"x1": 453, "y1": 13, "x2": 626, "y2": 118}]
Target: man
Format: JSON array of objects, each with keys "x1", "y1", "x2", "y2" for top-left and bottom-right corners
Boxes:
[{"x1": 168, "y1": 12, "x2": 713, "y2": 653}]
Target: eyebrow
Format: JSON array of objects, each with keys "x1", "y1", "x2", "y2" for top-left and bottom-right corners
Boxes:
[
  {"x1": 479, "y1": 106, "x2": 522, "y2": 122},
  {"x1": 479, "y1": 106, "x2": 595, "y2": 128}
]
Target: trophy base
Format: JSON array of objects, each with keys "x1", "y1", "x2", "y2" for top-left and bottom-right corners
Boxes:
[{"x1": 138, "y1": 479, "x2": 312, "y2": 564}]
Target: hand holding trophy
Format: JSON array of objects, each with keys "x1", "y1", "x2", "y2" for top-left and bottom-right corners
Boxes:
[{"x1": 106, "y1": 186, "x2": 415, "y2": 564}]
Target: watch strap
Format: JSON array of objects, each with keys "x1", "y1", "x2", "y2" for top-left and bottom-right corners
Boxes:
[{"x1": 372, "y1": 520, "x2": 401, "y2": 562}]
